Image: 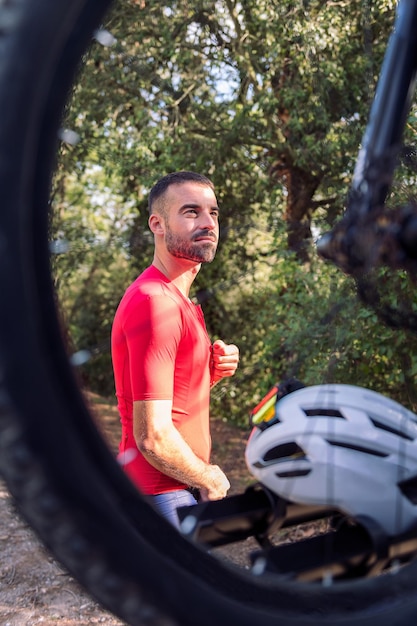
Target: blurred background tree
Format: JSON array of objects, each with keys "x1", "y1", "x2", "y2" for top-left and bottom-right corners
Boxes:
[{"x1": 51, "y1": 0, "x2": 417, "y2": 425}]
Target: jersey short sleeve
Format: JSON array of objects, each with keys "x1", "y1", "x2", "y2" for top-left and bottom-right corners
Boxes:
[{"x1": 123, "y1": 290, "x2": 182, "y2": 401}]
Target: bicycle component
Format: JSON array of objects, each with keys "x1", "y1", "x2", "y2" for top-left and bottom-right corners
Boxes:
[
  {"x1": 317, "y1": 200, "x2": 417, "y2": 275},
  {"x1": 246, "y1": 384, "x2": 417, "y2": 536},
  {"x1": 317, "y1": 0, "x2": 417, "y2": 275},
  {"x1": 178, "y1": 484, "x2": 282, "y2": 547},
  {"x1": 178, "y1": 483, "x2": 338, "y2": 548},
  {"x1": 250, "y1": 514, "x2": 417, "y2": 581}
]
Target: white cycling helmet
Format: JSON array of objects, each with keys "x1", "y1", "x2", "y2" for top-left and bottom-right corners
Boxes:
[{"x1": 245, "y1": 384, "x2": 417, "y2": 536}]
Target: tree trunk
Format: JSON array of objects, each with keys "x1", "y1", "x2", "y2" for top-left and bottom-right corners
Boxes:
[{"x1": 270, "y1": 155, "x2": 320, "y2": 262}]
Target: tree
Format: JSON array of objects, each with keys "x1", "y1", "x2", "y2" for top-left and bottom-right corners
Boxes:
[
  {"x1": 60, "y1": 0, "x2": 395, "y2": 252},
  {"x1": 52, "y1": 0, "x2": 416, "y2": 421}
]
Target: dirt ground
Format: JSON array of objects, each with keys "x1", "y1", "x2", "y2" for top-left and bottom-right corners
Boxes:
[{"x1": 0, "y1": 393, "x2": 254, "y2": 626}]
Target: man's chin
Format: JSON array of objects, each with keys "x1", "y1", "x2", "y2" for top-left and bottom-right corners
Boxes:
[
  {"x1": 171, "y1": 247, "x2": 216, "y2": 264},
  {"x1": 193, "y1": 251, "x2": 216, "y2": 263},
  {"x1": 185, "y1": 254, "x2": 215, "y2": 264}
]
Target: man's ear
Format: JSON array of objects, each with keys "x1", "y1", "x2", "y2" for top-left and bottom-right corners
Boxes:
[{"x1": 148, "y1": 213, "x2": 165, "y2": 235}]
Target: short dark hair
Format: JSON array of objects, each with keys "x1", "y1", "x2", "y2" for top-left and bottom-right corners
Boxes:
[{"x1": 148, "y1": 171, "x2": 214, "y2": 214}]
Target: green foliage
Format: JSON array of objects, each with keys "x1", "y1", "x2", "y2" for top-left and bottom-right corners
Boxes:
[
  {"x1": 51, "y1": 0, "x2": 417, "y2": 423},
  {"x1": 51, "y1": 164, "x2": 139, "y2": 394},
  {"x1": 211, "y1": 250, "x2": 417, "y2": 426}
]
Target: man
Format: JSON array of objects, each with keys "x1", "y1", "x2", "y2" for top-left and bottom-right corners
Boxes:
[{"x1": 111, "y1": 171, "x2": 239, "y2": 528}]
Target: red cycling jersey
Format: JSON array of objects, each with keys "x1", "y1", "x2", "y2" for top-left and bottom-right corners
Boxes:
[{"x1": 111, "y1": 265, "x2": 212, "y2": 494}]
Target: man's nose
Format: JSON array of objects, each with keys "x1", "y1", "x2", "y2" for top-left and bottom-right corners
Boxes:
[{"x1": 200, "y1": 210, "x2": 217, "y2": 230}]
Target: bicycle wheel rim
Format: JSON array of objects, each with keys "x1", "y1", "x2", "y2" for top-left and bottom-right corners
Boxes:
[{"x1": 2, "y1": 1, "x2": 417, "y2": 624}]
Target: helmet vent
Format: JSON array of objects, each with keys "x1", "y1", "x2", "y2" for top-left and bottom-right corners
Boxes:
[
  {"x1": 303, "y1": 408, "x2": 345, "y2": 418},
  {"x1": 325, "y1": 439, "x2": 389, "y2": 457},
  {"x1": 263, "y1": 442, "x2": 306, "y2": 463},
  {"x1": 369, "y1": 416, "x2": 415, "y2": 441},
  {"x1": 275, "y1": 469, "x2": 311, "y2": 478},
  {"x1": 399, "y1": 475, "x2": 417, "y2": 504}
]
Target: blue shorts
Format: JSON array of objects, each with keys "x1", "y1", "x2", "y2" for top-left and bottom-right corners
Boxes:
[{"x1": 149, "y1": 489, "x2": 198, "y2": 529}]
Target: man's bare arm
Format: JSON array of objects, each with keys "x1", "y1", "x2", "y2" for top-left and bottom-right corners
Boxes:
[{"x1": 133, "y1": 399, "x2": 229, "y2": 500}]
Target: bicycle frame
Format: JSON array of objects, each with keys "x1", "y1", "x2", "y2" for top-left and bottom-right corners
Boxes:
[{"x1": 317, "y1": 0, "x2": 417, "y2": 275}]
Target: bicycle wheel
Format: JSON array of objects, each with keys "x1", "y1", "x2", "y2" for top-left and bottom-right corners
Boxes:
[{"x1": 2, "y1": 0, "x2": 417, "y2": 624}]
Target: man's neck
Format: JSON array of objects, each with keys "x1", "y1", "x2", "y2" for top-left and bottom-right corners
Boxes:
[{"x1": 152, "y1": 255, "x2": 201, "y2": 298}]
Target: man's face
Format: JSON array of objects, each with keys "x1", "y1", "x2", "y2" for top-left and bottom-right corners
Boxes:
[{"x1": 162, "y1": 182, "x2": 219, "y2": 263}]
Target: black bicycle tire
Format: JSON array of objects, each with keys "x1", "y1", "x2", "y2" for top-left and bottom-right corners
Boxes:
[{"x1": 2, "y1": 1, "x2": 417, "y2": 624}]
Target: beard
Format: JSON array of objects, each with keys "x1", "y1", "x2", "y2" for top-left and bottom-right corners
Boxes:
[{"x1": 165, "y1": 228, "x2": 217, "y2": 263}]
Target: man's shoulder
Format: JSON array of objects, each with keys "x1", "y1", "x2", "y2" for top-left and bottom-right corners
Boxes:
[
  {"x1": 124, "y1": 267, "x2": 182, "y2": 306},
  {"x1": 130, "y1": 266, "x2": 166, "y2": 292}
]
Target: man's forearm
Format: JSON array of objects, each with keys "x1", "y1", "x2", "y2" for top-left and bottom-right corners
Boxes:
[
  {"x1": 140, "y1": 426, "x2": 213, "y2": 484},
  {"x1": 137, "y1": 425, "x2": 229, "y2": 499},
  {"x1": 133, "y1": 400, "x2": 230, "y2": 499}
]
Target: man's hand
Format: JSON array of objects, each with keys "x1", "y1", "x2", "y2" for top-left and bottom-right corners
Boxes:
[
  {"x1": 210, "y1": 339, "x2": 239, "y2": 387},
  {"x1": 200, "y1": 465, "x2": 230, "y2": 501}
]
